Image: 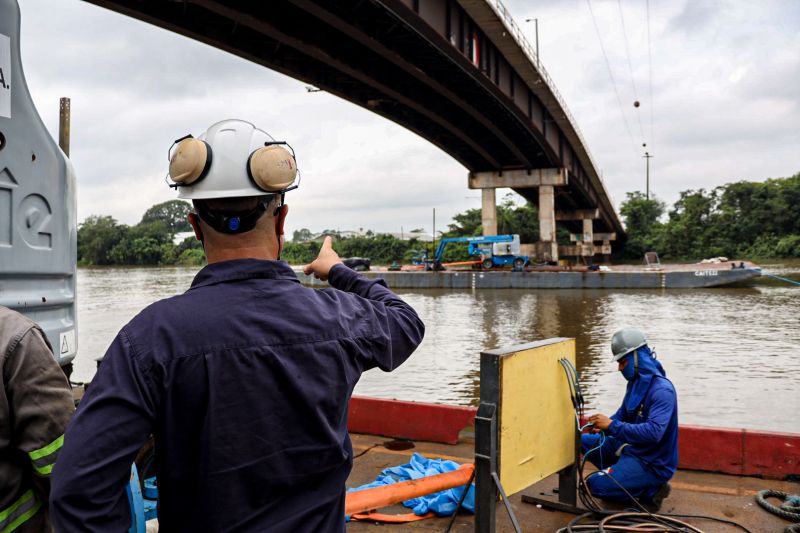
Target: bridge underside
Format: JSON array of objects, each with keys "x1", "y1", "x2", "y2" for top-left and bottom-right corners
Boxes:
[{"x1": 84, "y1": 0, "x2": 623, "y2": 252}]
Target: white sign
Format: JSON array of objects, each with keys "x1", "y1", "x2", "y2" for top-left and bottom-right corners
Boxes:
[
  {"x1": 59, "y1": 329, "x2": 76, "y2": 358},
  {"x1": 0, "y1": 34, "x2": 10, "y2": 118},
  {"x1": 694, "y1": 270, "x2": 719, "y2": 277}
]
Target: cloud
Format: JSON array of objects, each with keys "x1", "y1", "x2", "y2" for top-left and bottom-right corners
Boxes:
[
  {"x1": 507, "y1": 0, "x2": 800, "y2": 209},
  {"x1": 14, "y1": 0, "x2": 800, "y2": 236}
]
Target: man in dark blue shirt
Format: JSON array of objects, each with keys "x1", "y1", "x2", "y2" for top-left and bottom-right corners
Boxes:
[
  {"x1": 50, "y1": 120, "x2": 425, "y2": 531},
  {"x1": 582, "y1": 328, "x2": 678, "y2": 512}
]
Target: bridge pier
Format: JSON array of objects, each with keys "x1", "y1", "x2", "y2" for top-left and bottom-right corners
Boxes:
[
  {"x1": 537, "y1": 185, "x2": 558, "y2": 262},
  {"x1": 469, "y1": 168, "x2": 568, "y2": 263},
  {"x1": 582, "y1": 219, "x2": 595, "y2": 257},
  {"x1": 481, "y1": 189, "x2": 497, "y2": 236}
]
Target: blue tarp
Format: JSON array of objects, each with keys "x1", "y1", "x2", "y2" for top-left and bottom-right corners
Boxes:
[{"x1": 347, "y1": 453, "x2": 475, "y2": 519}]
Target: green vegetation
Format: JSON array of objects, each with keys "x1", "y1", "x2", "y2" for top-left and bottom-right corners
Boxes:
[
  {"x1": 77, "y1": 173, "x2": 800, "y2": 266},
  {"x1": 619, "y1": 172, "x2": 800, "y2": 260},
  {"x1": 78, "y1": 200, "x2": 205, "y2": 267}
]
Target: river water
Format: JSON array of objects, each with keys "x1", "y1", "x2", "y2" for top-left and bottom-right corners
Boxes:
[{"x1": 74, "y1": 261, "x2": 800, "y2": 434}]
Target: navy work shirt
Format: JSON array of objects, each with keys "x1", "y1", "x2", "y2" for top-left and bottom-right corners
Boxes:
[{"x1": 50, "y1": 260, "x2": 425, "y2": 532}]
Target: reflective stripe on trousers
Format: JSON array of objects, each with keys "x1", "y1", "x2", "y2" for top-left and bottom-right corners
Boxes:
[{"x1": 0, "y1": 490, "x2": 42, "y2": 533}]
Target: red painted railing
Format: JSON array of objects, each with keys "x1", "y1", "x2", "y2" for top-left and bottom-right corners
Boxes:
[{"x1": 348, "y1": 396, "x2": 800, "y2": 479}]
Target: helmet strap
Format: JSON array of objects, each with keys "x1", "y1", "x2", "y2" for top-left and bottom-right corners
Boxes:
[
  {"x1": 195, "y1": 200, "x2": 269, "y2": 235},
  {"x1": 274, "y1": 202, "x2": 288, "y2": 260},
  {"x1": 633, "y1": 349, "x2": 639, "y2": 378}
]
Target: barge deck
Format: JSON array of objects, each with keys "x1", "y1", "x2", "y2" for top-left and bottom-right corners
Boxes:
[
  {"x1": 347, "y1": 431, "x2": 799, "y2": 532},
  {"x1": 346, "y1": 396, "x2": 800, "y2": 532},
  {"x1": 298, "y1": 262, "x2": 762, "y2": 289}
]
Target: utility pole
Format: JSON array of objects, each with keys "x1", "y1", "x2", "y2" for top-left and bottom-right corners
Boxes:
[
  {"x1": 643, "y1": 152, "x2": 653, "y2": 200},
  {"x1": 524, "y1": 18, "x2": 539, "y2": 59},
  {"x1": 431, "y1": 207, "x2": 436, "y2": 267}
]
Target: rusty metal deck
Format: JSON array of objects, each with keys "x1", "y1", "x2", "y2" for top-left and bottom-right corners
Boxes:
[{"x1": 347, "y1": 432, "x2": 799, "y2": 532}]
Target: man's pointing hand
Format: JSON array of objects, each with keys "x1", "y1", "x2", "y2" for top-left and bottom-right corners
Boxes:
[{"x1": 303, "y1": 236, "x2": 343, "y2": 281}]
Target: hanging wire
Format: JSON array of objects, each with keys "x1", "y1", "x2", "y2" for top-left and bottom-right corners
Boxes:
[
  {"x1": 585, "y1": 0, "x2": 639, "y2": 155},
  {"x1": 646, "y1": 0, "x2": 655, "y2": 151},
  {"x1": 617, "y1": 0, "x2": 646, "y2": 145}
]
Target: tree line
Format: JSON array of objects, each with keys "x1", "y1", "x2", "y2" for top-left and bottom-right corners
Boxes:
[
  {"x1": 77, "y1": 200, "x2": 205, "y2": 266},
  {"x1": 619, "y1": 171, "x2": 800, "y2": 260},
  {"x1": 77, "y1": 172, "x2": 799, "y2": 267},
  {"x1": 281, "y1": 195, "x2": 538, "y2": 264}
]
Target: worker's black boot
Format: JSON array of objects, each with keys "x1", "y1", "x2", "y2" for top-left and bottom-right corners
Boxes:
[{"x1": 641, "y1": 483, "x2": 671, "y2": 513}]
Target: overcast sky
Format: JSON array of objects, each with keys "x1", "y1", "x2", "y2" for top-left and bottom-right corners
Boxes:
[{"x1": 18, "y1": 0, "x2": 800, "y2": 236}]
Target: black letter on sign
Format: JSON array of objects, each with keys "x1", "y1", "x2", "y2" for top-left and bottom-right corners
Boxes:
[{"x1": 0, "y1": 67, "x2": 7, "y2": 89}]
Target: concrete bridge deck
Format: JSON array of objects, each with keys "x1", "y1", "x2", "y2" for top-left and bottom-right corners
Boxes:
[{"x1": 82, "y1": 0, "x2": 625, "y2": 260}]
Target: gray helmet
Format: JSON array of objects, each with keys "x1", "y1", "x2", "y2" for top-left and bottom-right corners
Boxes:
[{"x1": 611, "y1": 327, "x2": 648, "y2": 361}]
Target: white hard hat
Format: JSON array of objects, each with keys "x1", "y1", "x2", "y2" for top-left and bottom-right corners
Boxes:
[{"x1": 167, "y1": 119, "x2": 298, "y2": 200}]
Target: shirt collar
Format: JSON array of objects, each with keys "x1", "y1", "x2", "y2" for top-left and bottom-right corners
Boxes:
[{"x1": 189, "y1": 258, "x2": 300, "y2": 290}]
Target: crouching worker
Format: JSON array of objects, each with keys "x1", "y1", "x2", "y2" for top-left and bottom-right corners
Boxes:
[
  {"x1": 50, "y1": 120, "x2": 425, "y2": 532},
  {"x1": 582, "y1": 327, "x2": 677, "y2": 512}
]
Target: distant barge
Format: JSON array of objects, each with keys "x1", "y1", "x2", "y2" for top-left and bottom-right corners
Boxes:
[{"x1": 298, "y1": 261, "x2": 761, "y2": 289}]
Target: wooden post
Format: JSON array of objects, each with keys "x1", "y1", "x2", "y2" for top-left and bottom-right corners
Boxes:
[{"x1": 59, "y1": 97, "x2": 70, "y2": 157}]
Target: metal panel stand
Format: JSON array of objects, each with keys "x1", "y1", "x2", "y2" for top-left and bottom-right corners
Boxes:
[
  {"x1": 475, "y1": 402, "x2": 522, "y2": 533},
  {"x1": 474, "y1": 402, "x2": 497, "y2": 532},
  {"x1": 521, "y1": 428, "x2": 586, "y2": 514}
]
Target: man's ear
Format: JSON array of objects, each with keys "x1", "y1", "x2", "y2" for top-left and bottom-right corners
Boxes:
[
  {"x1": 274, "y1": 204, "x2": 289, "y2": 236},
  {"x1": 188, "y1": 213, "x2": 204, "y2": 242}
]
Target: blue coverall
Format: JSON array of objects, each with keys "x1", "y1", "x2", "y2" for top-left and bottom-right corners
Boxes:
[
  {"x1": 50, "y1": 260, "x2": 425, "y2": 532},
  {"x1": 581, "y1": 349, "x2": 678, "y2": 503}
]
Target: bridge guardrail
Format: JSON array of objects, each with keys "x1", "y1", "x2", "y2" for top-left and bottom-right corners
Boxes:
[{"x1": 483, "y1": 0, "x2": 615, "y2": 209}]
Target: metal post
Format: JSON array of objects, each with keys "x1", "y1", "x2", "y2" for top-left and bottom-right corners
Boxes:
[
  {"x1": 474, "y1": 402, "x2": 497, "y2": 533},
  {"x1": 58, "y1": 97, "x2": 70, "y2": 157},
  {"x1": 432, "y1": 207, "x2": 436, "y2": 266},
  {"x1": 643, "y1": 152, "x2": 653, "y2": 200},
  {"x1": 475, "y1": 350, "x2": 501, "y2": 533},
  {"x1": 525, "y1": 18, "x2": 539, "y2": 60},
  {"x1": 557, "y1": 429, "x2": 580, "y2": 506}
]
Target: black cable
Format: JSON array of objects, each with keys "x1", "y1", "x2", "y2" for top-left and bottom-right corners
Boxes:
[
  {"x1": 442, "y1": 467, "x2": 475, "y2": 533},
  {"x1": 661, "y1": 513, "x2": 754, "y2": 533},
  {"x1": 585, "y1": 470, "x2": 691, "y2": 532},
  {"x1": 563, "y1": 358, "x2": 586, "y2": 419},
  {"x1": 584, "y1": 469, "x2": 754, "y2": 533},
  {"x1": 559, "y1": 358, "x2": 586, "y2": 427},
  {"x1": 352, "y1": 443, "x2": 379, "y2": 458}
]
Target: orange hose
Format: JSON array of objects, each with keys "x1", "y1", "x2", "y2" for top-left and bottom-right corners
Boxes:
[
  {"x1": 345, "y1": 463, "x2": 475, "y2": 516},
  {"x1": 442, "y1": 261, "x2": 481, "y2": 267}
]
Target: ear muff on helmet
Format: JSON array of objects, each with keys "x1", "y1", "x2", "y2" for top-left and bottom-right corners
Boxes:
[
  {"x1": 168, "y1": 136, "x2": 298, "y2": 194},
  {"x1": 247, "y1": 142, "x2": 298, "y2": 192},
  {"x1": 168, "y1": 135, "x2": 213, "y2": 186}
]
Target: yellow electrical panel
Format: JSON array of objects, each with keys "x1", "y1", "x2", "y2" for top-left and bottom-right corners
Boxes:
[{"x1": 495, "y1": 338, "x2": 576, "y2": 497}]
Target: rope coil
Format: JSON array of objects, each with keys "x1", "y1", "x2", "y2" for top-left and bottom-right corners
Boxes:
[{"x1": 756, "y1": 489, "x2": 800, "y2": 523}]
